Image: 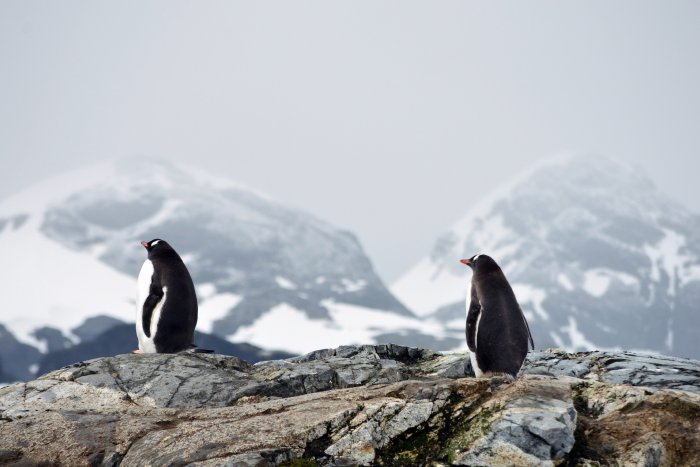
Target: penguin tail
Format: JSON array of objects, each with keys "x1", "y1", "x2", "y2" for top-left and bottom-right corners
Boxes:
[
  {"x1": 188, "y1": 345, "x2": 215, "y2": 354},
  {"x1": 520, "y1": 307, "x2": 535, "y2": 351}
]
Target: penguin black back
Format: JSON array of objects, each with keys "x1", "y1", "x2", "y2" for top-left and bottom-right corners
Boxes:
[
  {"x1": 137, "y1": 239, "x2": 198, "y2": 353},
  {"x1": 461, "y1": 254, "x2": 534, "y2": 379}
]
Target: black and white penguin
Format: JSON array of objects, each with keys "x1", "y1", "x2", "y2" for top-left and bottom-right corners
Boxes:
[
  {"x1": 461, "y1": 254, "x2": 534, "y2": 379},
  {"x1": 135, "y1": 239, "x2": 198, "y2": 353}
]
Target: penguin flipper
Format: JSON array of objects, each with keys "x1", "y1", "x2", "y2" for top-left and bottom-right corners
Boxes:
[
  {"x1": 141, "y1": 282, "x2": 164, "y2": 338},
  {"x1": 466, "y1": 290, "x2": 481, "y2": 352}
]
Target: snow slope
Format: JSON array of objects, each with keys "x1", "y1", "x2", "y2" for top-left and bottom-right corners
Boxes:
[
  {"x1": 229, "y1": 300, "x2": 449, "y2": 355},
  {"x1": 0, "y1": 158, "x2": 451, "y2": 380},
  {"x1": 0, "y1": 220, "x2": 134, "y2": 348}
]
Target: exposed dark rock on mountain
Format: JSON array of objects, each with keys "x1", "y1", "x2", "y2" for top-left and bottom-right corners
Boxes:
[
  {"x1": 0, "y1": 324, "x2": 41, "y2": 381},
  {"x1": 71, "y1": 315, "x2": 126, "y2": 342}
]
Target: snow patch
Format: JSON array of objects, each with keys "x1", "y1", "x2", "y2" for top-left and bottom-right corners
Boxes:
[
  {"x1": 197, "y1": 283, "x2": 217, "y2": 300},
  {"x1": 558, "y1": 317, "x2": 624, "y2": 353},
  {"x1": 557, "y1": 273, "x2": 574, "y2": 291},
  {"x1": 391, "y1": 257, "x2": 468, "y2": 316},
  {"x1": 229, "y1": 300, "x2": 448, "y2": 355},
  {"x1": 340, "y1": 278, "x2": 367, "y2": 292},
  {"x1": 560, "y1": 317, "x2": 598, "y2": 351},
  {"x1": 612, "y1": 271, "x2": 640, "y2": 288},
  {"x1": 198, "y1": 292, "x2": 242, "y2": 334},
  {"x1": 0, "y1": 222, "x2": 134, "y2": 347},
  {"x1": 28, "y1": 336, "x2": 49, "y2": 354},
  {"x1": 684, "y1": 266, "x2": 700, "y2": 284},
  {"x1": 549, "y1": 331, "x2": 565, "y2": 350},
  {"x1": 511, "y1": 284, "x2": 549, "y2": 320},
  {"x1": 275, "y1": 276, "x2": 297, "y2": 290},
  {"x1": 453, "y1": 215, "x2": 522, "y2": 273},
  {"x1": 644, "y1": 229, "x2": 700, "y2": 294},
  {"x1": 583, "y1": 269, "x2": 640, "y2": 298},
  {"x1": 445, "y1": 318, "x2": 465, "y2": 331},
  {"x1": 583, "y1": 270, "x2": 612, "y2": 297},
  {"x1": 180, "y1": 253, "x2": 197, "y2": 265}
]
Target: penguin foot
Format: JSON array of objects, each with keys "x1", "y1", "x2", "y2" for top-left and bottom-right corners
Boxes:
[
  {"x1": 184, "y1": 345, "x2": 214, "y2": 354},
  {"x1": 484, "y1": 372, "x2": 516, "y2": 387},
  {"x1": 132, "y1": 349, "x2": 145, "y2": 354}
]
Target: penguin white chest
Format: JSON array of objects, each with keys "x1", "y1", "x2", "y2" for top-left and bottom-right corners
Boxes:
[
  {"x1": 137, "y1": 260, "x2": 153, "y2": 306},
  {"x1": 136, "y1": 259, "x2": 167, "y2": 353}
]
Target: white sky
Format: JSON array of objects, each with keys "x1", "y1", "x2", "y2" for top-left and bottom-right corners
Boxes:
[{"x1": 1, "y1": 1, "x2": 699, "y2": 282}]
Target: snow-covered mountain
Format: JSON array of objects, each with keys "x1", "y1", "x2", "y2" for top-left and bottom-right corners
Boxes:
[
  {"x1": 5, "y1": 155, "x2": 697, "y2": 381},
  {"x1": 392, "y1": 155, "x2": 700, "y2": 359},
  {"x1": 0, "y1": 159, "x2": 451, "y2": 381}
]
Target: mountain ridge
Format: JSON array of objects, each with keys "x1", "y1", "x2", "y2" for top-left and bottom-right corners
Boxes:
[
  {"x1": 392, "y1": 155, "x2": 700, "y2": 359},
  {"x1": 0, "y1": 158, "x2": 450, "y2": 381},
  {"x1": 2, "y1": 154, "x2": 699, "y2": 383}
]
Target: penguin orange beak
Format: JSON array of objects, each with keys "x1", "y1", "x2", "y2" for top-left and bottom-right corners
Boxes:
[
  {"x1": 460, "y1": 259, "x2": 471, "y2": 265},
  {"x1": 141, "y1": 241, "x2": 149, "y2": 248}
]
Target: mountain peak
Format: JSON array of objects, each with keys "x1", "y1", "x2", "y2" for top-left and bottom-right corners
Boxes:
[
  {"x1": 393, "y1": 155, "x2": 700, "y2": 359},
  {"x1": 1, "y1": 159, "x2": 449, "y2": 382}
]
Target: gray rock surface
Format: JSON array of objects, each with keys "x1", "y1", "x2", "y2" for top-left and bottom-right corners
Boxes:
[
  {"x1": 524, "y1": 349, "x2": 700, "y2": 394},
  {"x1": 1, "y1": 346, "x2": 699, "y2": 466},
  {"x1": 451, "y1": 379, "x2": 577, "y2": 466}
]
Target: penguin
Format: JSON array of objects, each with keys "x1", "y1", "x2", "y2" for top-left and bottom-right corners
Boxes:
[
  {"x1": 135, "y1": 239, "x2": 199, "y2": 353},
  {"x1": 460, "y1": 254, "x2": 534, "y2": 380}
]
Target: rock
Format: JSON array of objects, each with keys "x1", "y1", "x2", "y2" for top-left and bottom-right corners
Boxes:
[
  {"x1": 36, "y1": 323, "x2": 296, "y2": 378},
  {"x1": 524, "y1": 349, "x2": 700, "y2": 394},
  {"x1": 449, "y1": 379, "x2": 577, "y2": 466},
  {"x1": 0, "y1": 345, "x2": 699, "y2": 466}
]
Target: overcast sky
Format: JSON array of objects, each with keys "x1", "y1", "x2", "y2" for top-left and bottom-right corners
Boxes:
[{"x1": 1, "y1": 1, "x2": 699, "y2": 283}]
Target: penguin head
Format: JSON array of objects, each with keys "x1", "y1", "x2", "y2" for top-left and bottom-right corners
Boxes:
[
  {"x1": 141, "y1": 239, "x2": 175, "y2": 257},
  {"x1": 460, "y1": 254, "x2": 498, "y2": 272}
]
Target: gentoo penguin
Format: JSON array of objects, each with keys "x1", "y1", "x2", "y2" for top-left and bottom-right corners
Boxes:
[
  {"x1": 135, "y1": 239, "x2": 198, "y2": 353},
  {"x1": 461, "y1": 254, "x2": 534, "y2": 380}
]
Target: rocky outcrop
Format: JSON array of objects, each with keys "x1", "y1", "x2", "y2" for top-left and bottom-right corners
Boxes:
[
  {"x1": 35, "y1": 323, "x2": 295, "y2": 377},
  {"x1": 1, "y1": 345, "x2": 699, "y2": 466}
]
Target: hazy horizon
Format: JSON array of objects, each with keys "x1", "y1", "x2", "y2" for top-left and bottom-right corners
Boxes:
[{"x1": 2, "y1": 1, "x2": 699, "y2": 282}]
